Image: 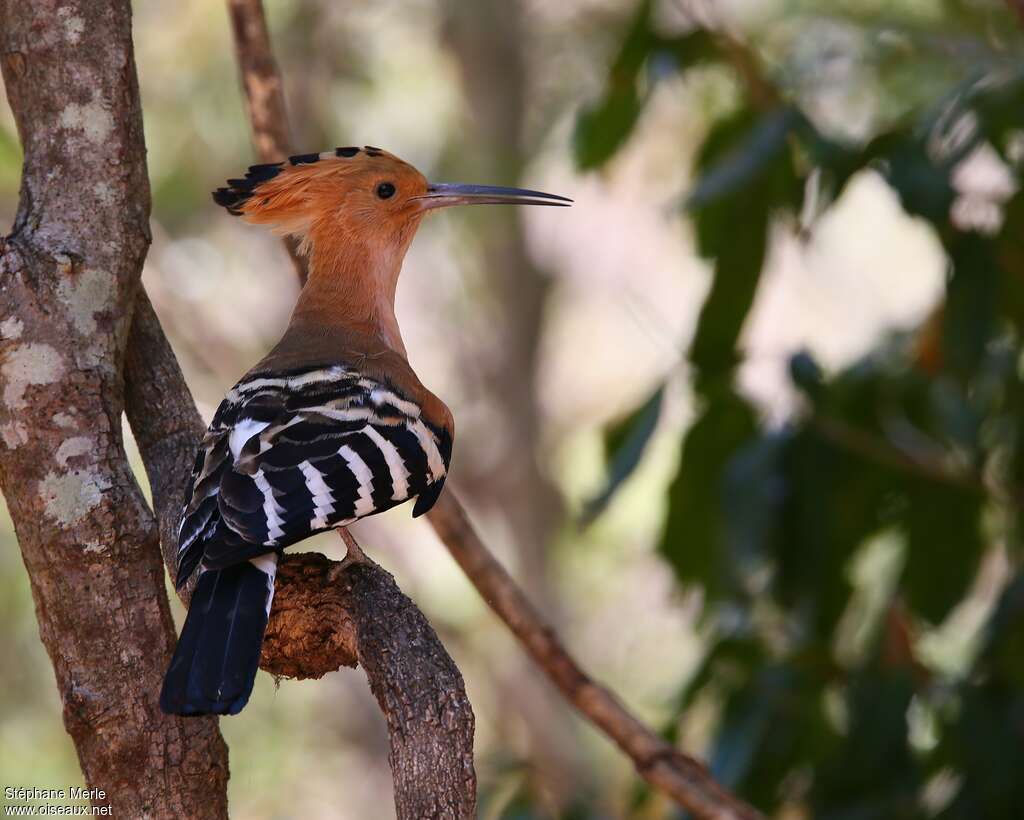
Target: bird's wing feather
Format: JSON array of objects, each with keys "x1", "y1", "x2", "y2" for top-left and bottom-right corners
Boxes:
[{"x1": 175, "y1": 365, "x2": 450, "y2": 582}]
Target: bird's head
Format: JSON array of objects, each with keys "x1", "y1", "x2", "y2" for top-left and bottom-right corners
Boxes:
[
  {"x1": 214, "y1": 146, "x2": 570, "y2": 268},
  {"x1": 214, "y1": 146, "x2": 569, "y2": 353}
]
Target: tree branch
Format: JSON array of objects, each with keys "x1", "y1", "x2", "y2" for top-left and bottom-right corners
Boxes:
[
  {"x1": 427, "y1": 494, "x2": 763, "y2": 820},
  {"x1": 225, "y1": 0, "x2": 307, "y2": 283},
  {"x1": 0, "y1": 2, "x2": 227, "y2": 816},
  {"x1": 262, "y1": 551, "x2": 476, "y2": 817},
  {"x1": 222, "y1": 1, "x2": 764, "y2": 816}
]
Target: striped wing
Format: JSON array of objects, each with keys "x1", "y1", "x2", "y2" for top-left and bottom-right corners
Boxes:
[{"x1": 175, "y1": 365, "x2": 451, "y2": 587}]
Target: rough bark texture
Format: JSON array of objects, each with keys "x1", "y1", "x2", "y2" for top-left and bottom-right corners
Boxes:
[
  {"x1": 0, "y1": 2, "x2": 229, "y2": 816},
  {"x1": 260, "y1": 552, "x2": 478, "y2": 819},
  {"x1": 343, "y1": 559, "x2": 477, "y2": 819}
]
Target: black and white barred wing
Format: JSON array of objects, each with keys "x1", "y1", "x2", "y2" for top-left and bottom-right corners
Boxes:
[
  {"x1": 175, "y1": 424, "x2": 242, "y2": 587},
  {"x1": 217, "y1": 373, "x2": 450, "y2": 547},
  {"x1": 175, "y1": 366, "x2": 451, "y2": 587}
]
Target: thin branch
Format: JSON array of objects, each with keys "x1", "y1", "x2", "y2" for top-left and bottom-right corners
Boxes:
[
  {"x1": 226, "y1": 0, "x2": 307, "y2": 283},
  {"x1": 427, "y1": 495, "x2": 763, "y2": 820},
  {"x1": 226, "y1": 2, "x2": 762, "y2": 816},
  {"x1": 226, "y1": 0, "x2": 291, "y2": 162}
]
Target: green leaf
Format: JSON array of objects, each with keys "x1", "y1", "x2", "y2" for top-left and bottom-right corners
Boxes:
[
  {"x1": 573, "y1": 2, "x2": 716, "y2": 170},
  {"x1": 572, "y1": 0, "x2": 657, "y2": 170},
  {"x1": 935, "y1": 683, "x2": 1024, "y2": 820},
  {"x1": 573, "y1": 90, "x2": 645, "y2": 173},
  {"x1": 658, "y1": 387, "x2": 758, "y2": 597},
  {"x1": 902, "y1": 481, "x2": 983, "y2": 623},
  {"x1": 685, "y1": 108, "x2": 800, "y2": 210},
  {"x1": 711, "y1": 664, "x2": 838, "y2": 808},
  {"x1": 580, "y1": 386, "x2": 664, "y2": 527},
  {"x1": 812, "y1": 668, "x2": 919, "y2": 820},
  {"x1": 865, "y1": 130, "x2": 956, "y2": 227},
  {"x1": 775, "y1": 427, "x2": 895, "y2": 634},
  {"x1": 709, "y1": 677, "x2": 777, "y2": 789},
  {"x1": 943, "y1": 232, "x2": 1000, "y2": 380},
  {"x1": 688, "y1": 108, "x2": 802, "y2": 393},
  {"x1": 723, "y1": 431, "x2": 790, "y2": 570}
]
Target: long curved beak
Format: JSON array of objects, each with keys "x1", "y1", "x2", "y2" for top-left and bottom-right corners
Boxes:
[{"x1": 415, "y1": 182, "x2": 572, "y2": 210}]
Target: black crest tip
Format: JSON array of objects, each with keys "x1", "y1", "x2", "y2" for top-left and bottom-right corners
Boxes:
[
  {"x1": 212, "y1": 187, "x2": 246, "y2": 215},
  {"x1": 246, "y1": 163, "x2": 285, "y2": 182},
  {"x1": 213, "y1": 161, "x2": 289, "y2": 214}
]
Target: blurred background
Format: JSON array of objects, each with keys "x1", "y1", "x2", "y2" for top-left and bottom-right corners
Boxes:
[{"x1": 3, "y1": 0, "x2": 1024, "y2": 817}]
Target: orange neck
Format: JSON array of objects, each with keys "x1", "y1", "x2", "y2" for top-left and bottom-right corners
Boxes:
[{"x1": 290, "y1": 234, "x2": 408, "y2": 358}]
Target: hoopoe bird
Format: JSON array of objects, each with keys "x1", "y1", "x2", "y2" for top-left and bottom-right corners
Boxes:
[{"x1": 160, "y1": 146, "x2": 570, "y2": 716}]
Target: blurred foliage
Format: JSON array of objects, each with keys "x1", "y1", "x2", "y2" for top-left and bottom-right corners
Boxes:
[{"x1": 580, "y1": 0, "x2": 1024, "y2": 817}]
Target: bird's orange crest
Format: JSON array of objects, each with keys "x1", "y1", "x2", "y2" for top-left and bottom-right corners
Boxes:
[{"x1": 214, "y1": 146, "x2": 430, "y2": 258}]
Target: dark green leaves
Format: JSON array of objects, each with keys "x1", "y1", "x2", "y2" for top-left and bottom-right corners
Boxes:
[
  {"x1": 934, "y1": 578, "x2": 1024, "y2": 820},
  {"x1": 654, "y1": 107, "x2": 803, "y2": 595},
  {"x1": 811, "y1": 668, "x2": 918, "y2": 820},
  {"x1": 572, "y1": 0, "x2": 655, "y2": 171},
  {"x1": 573, "y1": 0, "x2": 715, "y2": 170},
  {"x1": 904, "y1": 481, "x2": 983, "y2": 622},
  {"x1": 581, "y1": 386, "x2": 663, "y2": 526},
  {"x1": 574, "y1": 4, "x2": 1024, "y2": 817},
  {"x1": 689, "y1": 108, "x2": 802, "y2": 393},
  {"x1": 658, "y1": 388, "x2": 757, "y2": 596},
  {"x1": 865, "y1": 130, "x2": 958, "y2": 227}
]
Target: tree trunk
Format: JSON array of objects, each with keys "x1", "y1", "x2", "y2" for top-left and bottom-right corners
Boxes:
[{"x1": 0, "y1": 2, "x2": 229, "y2": 816}]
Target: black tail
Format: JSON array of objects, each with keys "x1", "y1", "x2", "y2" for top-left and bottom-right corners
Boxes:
[{"x1": 160, "y1": 559, "x2": 275, "y2": 716}]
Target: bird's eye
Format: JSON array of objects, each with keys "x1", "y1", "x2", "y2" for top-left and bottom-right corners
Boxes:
[{"x1": 376, "y1": 182, "x2": 396, "y2": 200}]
